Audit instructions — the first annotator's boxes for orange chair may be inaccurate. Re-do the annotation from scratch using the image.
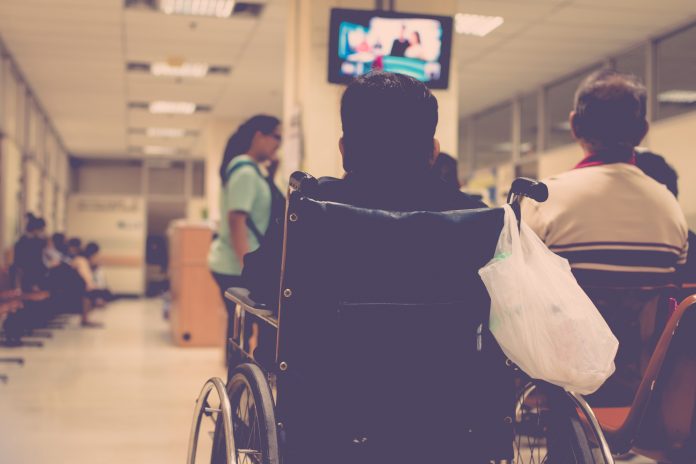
[593,294,696,463]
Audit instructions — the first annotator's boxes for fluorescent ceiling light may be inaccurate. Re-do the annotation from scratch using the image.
[149,101,196,114]
[146,127,188,138]
[151,61,209,78]
[143,145,179,155]
[455,13,504,37]
[658,90,696,104]
[159,0,236,18]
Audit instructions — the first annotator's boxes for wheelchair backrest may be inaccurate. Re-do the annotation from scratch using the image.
[274,187,516,461]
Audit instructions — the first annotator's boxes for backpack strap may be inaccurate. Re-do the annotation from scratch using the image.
[224,160,265,243]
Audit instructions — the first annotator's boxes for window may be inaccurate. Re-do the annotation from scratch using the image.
[656,23,696,121]
[75,159,143,195]
[147,160,186,196]
[473,104,512,169]
[614,45,646,83]
[192,160,206,197]
[520,93,538,157]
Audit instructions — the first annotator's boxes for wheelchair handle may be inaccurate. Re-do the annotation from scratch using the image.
[506,177,548,204]
[289,171,318,195]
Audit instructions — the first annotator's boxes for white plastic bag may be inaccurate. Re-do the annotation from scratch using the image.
[478,205,619,394]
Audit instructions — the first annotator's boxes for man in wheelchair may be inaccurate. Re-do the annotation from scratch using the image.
[242,71,486,309]
[191,72,614,464]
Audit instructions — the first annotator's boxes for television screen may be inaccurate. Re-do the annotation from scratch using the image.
[328,8,453,89]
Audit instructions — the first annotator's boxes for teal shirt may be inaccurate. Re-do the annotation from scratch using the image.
[208,155,271,276]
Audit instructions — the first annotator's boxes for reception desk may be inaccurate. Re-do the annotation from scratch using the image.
[168,221,226,347]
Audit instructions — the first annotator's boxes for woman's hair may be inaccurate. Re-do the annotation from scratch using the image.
[412,31,421,44]
[219,115,280,184]
[25,213,46,233]
[83,242,100,259]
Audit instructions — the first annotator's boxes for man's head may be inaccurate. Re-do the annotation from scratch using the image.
[635,150,679,198]
[339,71,439,176]
[571,69,648,160]
[67,237,82,257]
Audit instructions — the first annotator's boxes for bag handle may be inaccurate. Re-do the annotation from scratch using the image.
[501,204,523,258]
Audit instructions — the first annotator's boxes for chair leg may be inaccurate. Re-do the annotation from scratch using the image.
[568,391,616,464]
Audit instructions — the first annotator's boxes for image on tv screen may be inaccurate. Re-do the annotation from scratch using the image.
[328,9,453,89]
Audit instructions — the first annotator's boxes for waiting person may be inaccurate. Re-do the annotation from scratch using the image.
[66,237,82,260]
[3,214,49,345]
[634,150,696,291]
[243,71,485,307]
[522,70,689,405]
[432,152,461,190]
[12,213,48,292]
[208,115,284,351]
[71,241,104,327]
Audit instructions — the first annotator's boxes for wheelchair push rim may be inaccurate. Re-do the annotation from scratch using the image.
[211,363,279,464]
[511,381,613,464]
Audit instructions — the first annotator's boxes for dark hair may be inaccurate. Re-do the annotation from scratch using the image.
[25,213,46,232]
[340,71,438,174]
[67,238,82,250]
[432,152,460,189]
[83,242,100,259]
[52,233,67,253]
[572,69,647,160]
[635,150,679,198]
[219,115,280,184]
[412,31,421,44]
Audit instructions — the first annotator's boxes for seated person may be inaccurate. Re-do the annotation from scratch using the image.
[71,242,106,327]
[634,150,696,292]
[522,70,689,405]
[242,71,485,308]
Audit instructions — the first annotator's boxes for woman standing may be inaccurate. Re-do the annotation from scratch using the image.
[208,115,282,350]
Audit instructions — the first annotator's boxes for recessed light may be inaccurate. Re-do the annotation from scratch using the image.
[159,0,236,18]
[151,61,209,78]
[455,13,504,37]
[658,90,696,104]
[149,101,197,114]
[146,127,188,138]
[143,145,179,155]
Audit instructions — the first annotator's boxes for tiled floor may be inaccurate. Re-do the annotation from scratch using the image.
[0,299,224,464]
[0,298,657,464]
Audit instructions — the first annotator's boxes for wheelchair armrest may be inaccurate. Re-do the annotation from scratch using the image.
[225,287,275,318]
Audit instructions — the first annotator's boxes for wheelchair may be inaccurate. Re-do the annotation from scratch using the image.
[188,172,614,464]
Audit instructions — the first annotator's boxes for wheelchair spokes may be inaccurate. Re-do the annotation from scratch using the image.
[232,382,263,464]
[514,383,550,463]
[511,382,610,464]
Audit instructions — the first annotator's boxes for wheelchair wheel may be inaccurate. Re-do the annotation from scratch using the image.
[513,382,610,464]
[211,363,279,464]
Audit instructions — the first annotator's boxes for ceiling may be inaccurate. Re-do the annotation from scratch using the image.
[0,0,694,158]
[0,0,286,158]
[456,0,696,116]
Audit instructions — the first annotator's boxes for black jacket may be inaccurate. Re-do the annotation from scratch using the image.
[242,171,487,306]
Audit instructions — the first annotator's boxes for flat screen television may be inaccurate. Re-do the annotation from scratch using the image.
[328,8,453,89]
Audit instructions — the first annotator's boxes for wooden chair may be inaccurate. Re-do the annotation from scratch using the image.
[594,294,696,463]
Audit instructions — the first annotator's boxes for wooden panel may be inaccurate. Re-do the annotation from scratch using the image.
[169,222,226,347]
